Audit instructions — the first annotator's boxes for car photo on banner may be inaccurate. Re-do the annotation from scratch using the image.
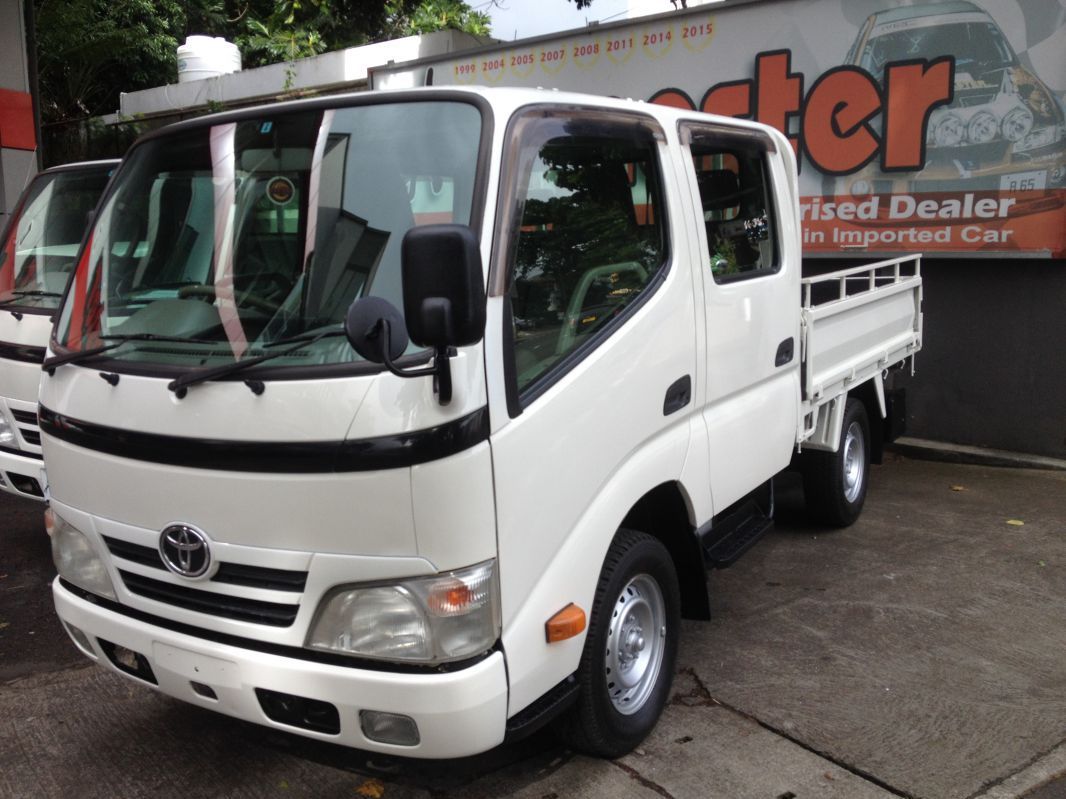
[820,0,1066,254]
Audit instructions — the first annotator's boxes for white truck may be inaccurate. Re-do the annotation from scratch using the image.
[0,160,118,500]
[43,87,921,758]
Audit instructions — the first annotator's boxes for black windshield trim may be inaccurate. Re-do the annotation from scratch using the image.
[39,404,489,473]
[0,340,47,364]
[58,348,435,382]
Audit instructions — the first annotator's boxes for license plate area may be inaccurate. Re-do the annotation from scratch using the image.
[999,170,1047,192]
[152,642,241,688]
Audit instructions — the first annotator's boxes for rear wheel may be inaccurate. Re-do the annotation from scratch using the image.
[555,528,680,758]
[802,397,871,527]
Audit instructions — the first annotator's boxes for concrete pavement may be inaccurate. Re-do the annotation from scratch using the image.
[1,456,1064,798]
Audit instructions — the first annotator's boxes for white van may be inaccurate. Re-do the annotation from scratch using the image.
[43,88,920,758]
[0,159,118,499]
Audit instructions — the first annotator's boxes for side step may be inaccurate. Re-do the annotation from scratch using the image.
[699,481,775,568]
[703,511,773,568]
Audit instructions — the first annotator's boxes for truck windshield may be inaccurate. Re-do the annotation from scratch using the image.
[0,166,114,311]
[54,101,483,371]
[861,21,1015,79]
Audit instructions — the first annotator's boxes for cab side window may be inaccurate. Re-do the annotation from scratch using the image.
[507,119,667,393]
[688,135,777,282]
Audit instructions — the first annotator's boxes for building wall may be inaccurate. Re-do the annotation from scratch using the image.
[806,257,1066,460]
[0,0,37,226]
[894,259,1066,460]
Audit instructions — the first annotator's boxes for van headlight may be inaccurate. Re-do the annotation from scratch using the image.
[306,560,500,664]
[51,513,117,600]
[0,414,15,447]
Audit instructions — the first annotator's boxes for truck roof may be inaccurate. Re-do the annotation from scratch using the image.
[133,85,786,151]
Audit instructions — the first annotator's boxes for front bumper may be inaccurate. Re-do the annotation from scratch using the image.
[0,446,46,500]
[54,578,509,758]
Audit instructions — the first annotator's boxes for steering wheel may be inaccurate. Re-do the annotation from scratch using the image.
[177,284,280,314]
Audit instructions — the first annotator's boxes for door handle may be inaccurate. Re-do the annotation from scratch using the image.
[775,337,794,367]
[663,375,692,416]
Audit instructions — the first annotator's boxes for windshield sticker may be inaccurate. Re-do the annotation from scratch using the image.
[267,176,295,206]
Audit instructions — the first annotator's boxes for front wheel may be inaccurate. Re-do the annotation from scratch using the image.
[802,397,871,527]
[555,528,680,758]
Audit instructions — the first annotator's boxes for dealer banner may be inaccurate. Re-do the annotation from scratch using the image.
[372,0,1066,258]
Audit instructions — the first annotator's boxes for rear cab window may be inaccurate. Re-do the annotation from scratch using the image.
[682,124,779,283]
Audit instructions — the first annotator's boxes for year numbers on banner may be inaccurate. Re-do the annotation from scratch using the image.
[606,35,635,64]
[682,19,715,52]
[642,28,674,58]
[453,61,477,83]
[540,46,566,74]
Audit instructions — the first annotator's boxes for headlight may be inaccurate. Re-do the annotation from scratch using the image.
[932,114,964,147]
[0,414,15,447]
[51,513,117,600]
[1001,107,1034,142]
[307,560,500,664]
[967,111,998,144]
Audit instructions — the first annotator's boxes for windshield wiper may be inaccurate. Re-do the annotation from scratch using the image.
[11,290,63,298]
[168,328,347,398]
[43,333,219,374]
[0,290,64,316]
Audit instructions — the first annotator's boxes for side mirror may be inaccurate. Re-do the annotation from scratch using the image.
[343,225,484,407]
[401,224,485,349]
[345,296,409,364]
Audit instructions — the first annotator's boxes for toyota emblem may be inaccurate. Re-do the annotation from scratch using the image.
[159,524,211,578]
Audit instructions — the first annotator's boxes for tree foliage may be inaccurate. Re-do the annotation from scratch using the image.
[34,0,492,125]
[35,0,184,123]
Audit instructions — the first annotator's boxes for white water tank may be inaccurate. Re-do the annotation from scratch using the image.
[177,36,242,83]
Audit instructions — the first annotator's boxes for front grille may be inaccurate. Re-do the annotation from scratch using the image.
[10,410,37,425]
[119,570,299,627]
[104,536,165,569]
[102,536,307,627]
[10,408,41,449]
[102,536,308,592]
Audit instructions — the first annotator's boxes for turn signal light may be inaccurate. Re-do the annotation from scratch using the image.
[545,603,586,643]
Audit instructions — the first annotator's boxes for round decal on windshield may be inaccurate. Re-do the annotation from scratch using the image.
[266,176,295,205]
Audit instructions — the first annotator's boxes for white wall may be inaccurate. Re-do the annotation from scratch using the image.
[0,0,37,225]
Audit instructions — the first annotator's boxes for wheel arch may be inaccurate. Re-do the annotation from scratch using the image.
[621,482,710,621]
[848,376,885,464]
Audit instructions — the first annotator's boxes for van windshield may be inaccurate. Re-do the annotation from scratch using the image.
[0,165,114,311]
[54,101,483,371]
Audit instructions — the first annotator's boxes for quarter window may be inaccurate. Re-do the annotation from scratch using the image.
[506,114,667,393]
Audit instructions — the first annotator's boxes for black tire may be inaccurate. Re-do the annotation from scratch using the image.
[802,397,871,527]
[555,528,680,758]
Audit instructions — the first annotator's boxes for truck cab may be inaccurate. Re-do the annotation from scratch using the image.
[44,88,920,758]
[0,160,118,500]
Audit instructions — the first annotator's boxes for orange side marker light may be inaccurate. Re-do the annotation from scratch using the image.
[545,603,586,643]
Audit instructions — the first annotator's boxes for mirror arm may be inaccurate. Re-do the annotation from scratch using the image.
[376,319,453,406]
[432,345,452,406]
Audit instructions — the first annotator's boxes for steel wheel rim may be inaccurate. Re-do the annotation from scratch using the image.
[605,573,666,715]
[843,420,865,503]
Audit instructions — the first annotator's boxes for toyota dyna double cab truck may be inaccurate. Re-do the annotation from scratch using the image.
[0,160,118,500]
[43,87,921,758]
